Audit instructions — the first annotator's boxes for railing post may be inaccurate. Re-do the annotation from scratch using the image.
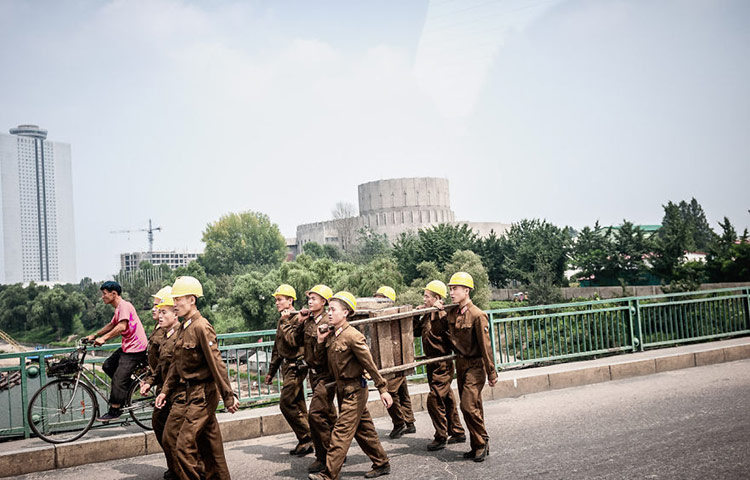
[19,355,30,438]
[488,312,499,372]
[629,299,644,352]
[744,287,750,330]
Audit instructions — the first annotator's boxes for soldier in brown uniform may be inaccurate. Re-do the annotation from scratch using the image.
[155,276,238,480]
[446,272,497,462]
[414,280,466,451]
[265,284,313,456]
[140,288,181,479]
[373,286,416,438]
[291,284,338,473]
[310,291,393,480]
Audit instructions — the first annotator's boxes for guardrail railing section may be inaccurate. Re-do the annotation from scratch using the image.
[489,299,633,368]
[217,330,280,403]
[2,287,749,440]
[638,288,750,348]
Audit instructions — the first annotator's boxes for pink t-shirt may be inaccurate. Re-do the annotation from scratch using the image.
[110,300,148,353]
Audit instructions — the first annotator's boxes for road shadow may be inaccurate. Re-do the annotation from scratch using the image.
[378,430,479,464]
[230,440,384,478]
[112,462,166,480]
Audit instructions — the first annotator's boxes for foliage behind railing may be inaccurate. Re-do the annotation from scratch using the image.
[1,287,748,440]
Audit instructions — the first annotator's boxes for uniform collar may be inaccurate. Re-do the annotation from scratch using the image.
[183,313,201,329]
[459,298,473,314]
[334,321,349,337]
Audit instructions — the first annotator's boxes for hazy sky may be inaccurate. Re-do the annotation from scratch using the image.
[1,0,748,281]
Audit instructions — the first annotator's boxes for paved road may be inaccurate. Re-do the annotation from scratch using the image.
[18,359,750,480]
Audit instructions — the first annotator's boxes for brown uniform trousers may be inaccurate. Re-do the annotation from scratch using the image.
[308,378,337,462]
[426,360,464,440]
[270,313,311,443]
[144,325,182,475]
[414,311,464,441]
[447,300,497,451]
[278,360,311,442]
[294,312,337,462]
[315,322,389,480]
[161,314,235,480]
[385,374,414,427]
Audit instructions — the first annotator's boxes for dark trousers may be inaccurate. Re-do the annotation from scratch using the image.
[153,398,177,474]
[165,382,230,480]
[426,360,464,440]
[456,356,488,450]
[102,348,147,407]
[386,375,414,428]
[308,377,337,462]
[322,381,389,480]
[279,361,311,442]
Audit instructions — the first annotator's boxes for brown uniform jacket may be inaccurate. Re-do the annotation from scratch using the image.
[161,314,235,407]
[293,311,332,380]
[268,313,305,379]
[143,324,179,388]
[314,322,388,394]
[144,325,165,384]
[414,310,451,357]
[447,300,497,381]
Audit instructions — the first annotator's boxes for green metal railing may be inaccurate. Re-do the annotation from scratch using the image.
[1,286,748,440]
[486,286,750,368]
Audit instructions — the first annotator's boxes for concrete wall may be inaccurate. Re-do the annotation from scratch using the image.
[491,282,750,301]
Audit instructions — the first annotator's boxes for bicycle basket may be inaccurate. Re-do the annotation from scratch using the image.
[45,351,80,377]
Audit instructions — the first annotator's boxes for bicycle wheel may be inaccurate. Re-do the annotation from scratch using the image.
[127,375,154,430]
[28,378,99,443]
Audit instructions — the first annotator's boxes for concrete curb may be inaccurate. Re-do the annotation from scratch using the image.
[2,337,749,477]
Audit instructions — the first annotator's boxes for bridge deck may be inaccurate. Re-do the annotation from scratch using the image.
[2,336,749,478]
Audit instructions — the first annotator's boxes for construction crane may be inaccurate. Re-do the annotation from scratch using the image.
[110,219,162,257]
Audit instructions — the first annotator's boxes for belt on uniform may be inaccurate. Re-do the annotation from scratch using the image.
[456,354,481,360]
[182,378,211,388]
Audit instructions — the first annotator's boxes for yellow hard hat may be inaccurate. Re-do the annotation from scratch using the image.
[375,286,396,302]
[171,276,204,298]
[152,286,172,302]
[273,284,297,301]
[306,284,333,301]
[448,272,474,289]
[157,295,175,308]
[331,291,357,311]
[425,280,447,298]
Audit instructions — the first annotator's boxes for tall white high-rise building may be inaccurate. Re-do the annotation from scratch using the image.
[0,125,76,284]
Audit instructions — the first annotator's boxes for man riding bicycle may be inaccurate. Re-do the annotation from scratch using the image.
[85,281,148,422]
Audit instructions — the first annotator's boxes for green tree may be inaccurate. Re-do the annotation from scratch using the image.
[612,221,652,285]
[200,211,286,275]
[651,202,693,282]
[302,242,325,258]
[392,232,420,284]
[677,198,716,251]
[571,222,614,284]
[526,258,563,306]
[479,230,510,287]
[225,270,281,330]
[28,287,86,337]
[706,218,750,282]
[351,228,391,264]
[392,224,480,284]
[336,257,404,297]
[0,283,46,332]
[503,219,570,286]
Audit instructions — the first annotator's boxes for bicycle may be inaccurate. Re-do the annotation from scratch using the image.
[27,338,155,443]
